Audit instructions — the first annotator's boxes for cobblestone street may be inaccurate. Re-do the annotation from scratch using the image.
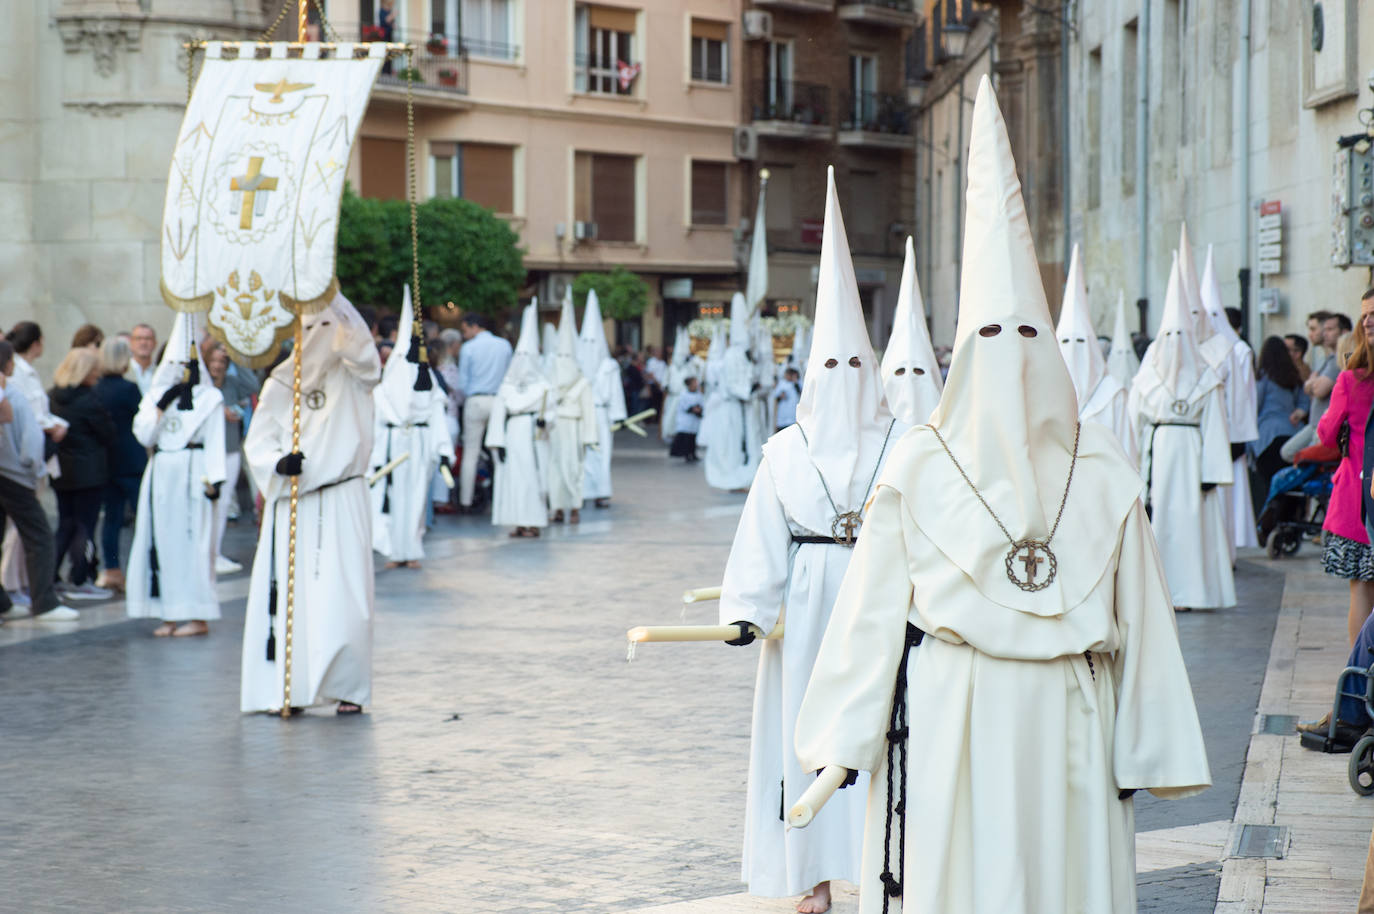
[0,433,1335,914]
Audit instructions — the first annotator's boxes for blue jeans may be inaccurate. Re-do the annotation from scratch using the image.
[101,475,141,571]
[1343,612,1374,727]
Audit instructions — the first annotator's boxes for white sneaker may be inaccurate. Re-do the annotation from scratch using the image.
[215,556,243,574]
[2,605,29,619]
[60,583,113,601]
[35,605,79,621]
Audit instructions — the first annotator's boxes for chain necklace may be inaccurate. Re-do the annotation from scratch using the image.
[928,423,1081,592]
[796,419,897,546]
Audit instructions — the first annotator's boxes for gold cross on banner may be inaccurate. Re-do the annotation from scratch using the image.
[229,157,279,230]
[1018,544,1044,581]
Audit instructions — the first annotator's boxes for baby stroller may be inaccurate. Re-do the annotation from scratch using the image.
[1255,444,1337,559]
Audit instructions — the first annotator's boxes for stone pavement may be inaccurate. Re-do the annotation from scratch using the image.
[1215,547,1374,913]
[0,433,1314,913]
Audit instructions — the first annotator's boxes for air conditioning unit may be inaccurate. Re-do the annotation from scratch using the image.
[574,220,599,241]
[743,10,773,40]
[733,125,759,161]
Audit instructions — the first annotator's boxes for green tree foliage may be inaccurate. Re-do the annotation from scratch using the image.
[335,186,525,315]
[572,267,650,322]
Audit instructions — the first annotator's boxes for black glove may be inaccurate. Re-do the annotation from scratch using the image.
[275,452,305,476]
[724,621,756,646]
[157,383,190,411]
[836,768,859,790]
[535,418,547,429]
[1201,482,1216,493]
[204,481,222,502]
[439,455,452,470]
[494,447,506,463]
[1118,788,1137,800]
[1230,443,1246,461]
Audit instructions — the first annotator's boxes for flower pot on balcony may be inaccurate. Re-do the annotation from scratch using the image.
[426,35,448,55]
[438,69,458,87]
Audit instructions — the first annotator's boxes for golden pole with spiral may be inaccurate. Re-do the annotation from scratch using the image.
[279,0,309,718]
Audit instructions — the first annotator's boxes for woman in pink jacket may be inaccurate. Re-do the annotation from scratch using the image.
[1317,291,1374,647]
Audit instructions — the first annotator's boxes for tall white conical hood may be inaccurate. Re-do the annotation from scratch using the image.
[1200,244,1239,345]
[554,287,584,390]
[578,288,612,379]
[1139,252,1205,399]
[671,325,690,367]
[541,320,558,378]
[1106,290,1139,389]
[1178,223,1212,344]
[503,299,545,388]
[881,235,943,425]
[745,177,768,311]
[1055,243,1107,408]
[375,284,432,423]
[727,292,750,352]
[706,319,727,370]
[927,75,1080,538]
[796,166,890,488]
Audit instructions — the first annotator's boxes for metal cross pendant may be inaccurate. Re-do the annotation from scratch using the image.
[831,511,863,546]
[1004,538,1057,592]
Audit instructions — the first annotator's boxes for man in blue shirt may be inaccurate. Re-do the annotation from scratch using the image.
[456,312,513,510]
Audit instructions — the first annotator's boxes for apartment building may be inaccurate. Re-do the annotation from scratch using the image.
[739,0,918,341]
[338,0,745,348]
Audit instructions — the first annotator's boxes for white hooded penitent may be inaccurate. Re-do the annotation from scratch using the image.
[1106,290,1139,390]
[545,289,597,514]
[486,301,553,530]
[579,288,628,502]
[880,235,943,427]
[795,76,1211,914]
[703,292,761,491]
[1057,245,1136,461]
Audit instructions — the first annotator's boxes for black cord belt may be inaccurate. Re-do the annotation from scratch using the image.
[792,534,850,546]
[1150,421,1200,428]
[153,443,204,453]
[385,422,429,428]
[879,621,926,911]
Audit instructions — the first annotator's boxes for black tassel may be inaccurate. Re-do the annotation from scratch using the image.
[413,362,433,391]
[266,579,277,661]
[405,333,422,363]
[148,547,160,597]
[381,490,390,513]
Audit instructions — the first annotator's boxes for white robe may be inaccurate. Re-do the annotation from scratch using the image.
[1080,375,1137,466]
[1131,365,1236,609]
[1223,340,1260,551]
[125,389,227,622]
[662,358,704,442]
[719,421,899,897]
[796,476,1210,914]
[546,378,597,512]
[704,349,758,491]
[486,382,551,528]
[583,359,627,501]
[368,388,450,562]
[240,353,379,713]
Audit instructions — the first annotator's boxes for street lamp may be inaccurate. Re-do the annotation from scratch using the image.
[942,22,970,60]
[906,74,930,107]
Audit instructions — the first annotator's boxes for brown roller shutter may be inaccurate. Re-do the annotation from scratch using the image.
[360,137,407,200]
[591,153,636,242]
[691,161,727,225]
[588,5,638,33]
[691,19,729,42]
[461,143,514,213]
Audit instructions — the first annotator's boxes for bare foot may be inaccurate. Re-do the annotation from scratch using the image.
[797,882,831,914]
[172,620,209,637]
[404,561,421,569]
[1174,606,1193,613]
[384,561,404,570]
[551,510,564,524]
[569,509,580,525]
[153,621,176,637]
[337,701,363,715]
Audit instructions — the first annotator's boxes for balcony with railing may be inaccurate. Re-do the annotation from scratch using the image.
[837,90,912,148]
[837,0,920,27]
[357,28,470,104]
[752,0,835,11]
[750,80,832,140]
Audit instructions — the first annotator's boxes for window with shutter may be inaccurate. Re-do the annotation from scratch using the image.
[575,4,639,95]
[360,137,407,201]
[691,161,728,226]
[690,19,729,84]
[574,151,638,242]
[460,143,515,213]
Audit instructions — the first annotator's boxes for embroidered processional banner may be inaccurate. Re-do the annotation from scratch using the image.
[160,41,384,365]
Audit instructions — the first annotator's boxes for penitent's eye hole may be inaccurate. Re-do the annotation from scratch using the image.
[979,324,1001,337]
[824,358,838,368]
[1075,337,1086,343]
[1060,337,1071,344]
[894,367,906,376]
[848,356,861,367]
[1018,325,1038,338]
[912,367,926,376]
